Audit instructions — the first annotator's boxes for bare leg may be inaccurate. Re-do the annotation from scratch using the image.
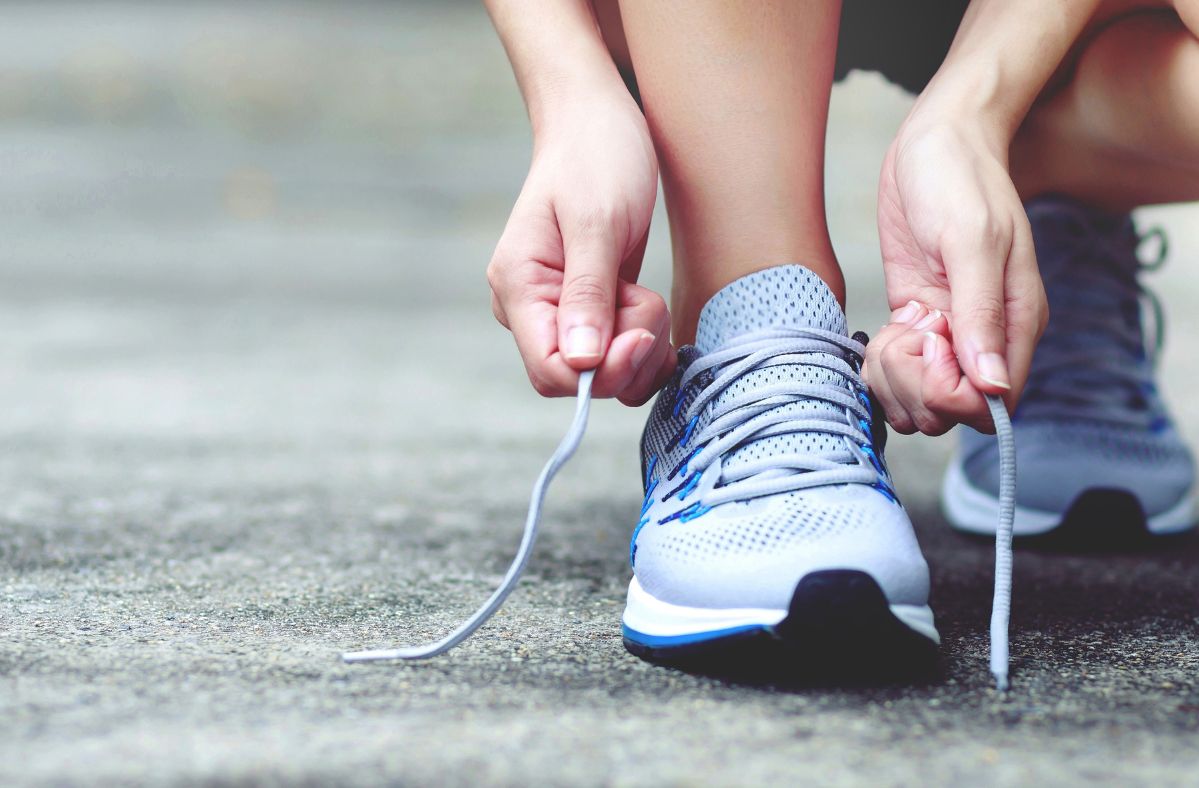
[605,1,843,343]
[1012,8,1199,212]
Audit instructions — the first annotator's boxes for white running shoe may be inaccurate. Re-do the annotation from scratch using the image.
[622,265,939,672]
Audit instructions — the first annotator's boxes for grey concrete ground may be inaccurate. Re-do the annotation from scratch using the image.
[2,3,1198,785]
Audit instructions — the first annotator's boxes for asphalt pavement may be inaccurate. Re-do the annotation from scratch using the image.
[2,3,1198,786]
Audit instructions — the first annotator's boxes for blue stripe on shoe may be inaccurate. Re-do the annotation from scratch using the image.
[621,622,769,649]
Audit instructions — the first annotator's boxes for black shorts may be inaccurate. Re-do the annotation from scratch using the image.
[834,0,970,94]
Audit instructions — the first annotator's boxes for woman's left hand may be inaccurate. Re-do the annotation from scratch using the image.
[866,114,1048,434]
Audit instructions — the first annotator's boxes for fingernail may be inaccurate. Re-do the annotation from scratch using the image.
[913,309,942,330]
[977,352,1012,389]
[922,332,939,367]
[564,326,601,359]
[630,332,656,369]
[892,300,921,324]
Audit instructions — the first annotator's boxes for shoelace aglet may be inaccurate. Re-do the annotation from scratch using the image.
[341,370,595,664]
[343,646,430,663]
[985,392,1017,693]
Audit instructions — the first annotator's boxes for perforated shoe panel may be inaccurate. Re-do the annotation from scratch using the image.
[632,266,931,612]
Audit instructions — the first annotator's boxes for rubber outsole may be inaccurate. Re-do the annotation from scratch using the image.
[943,456,1197,549]
[622,570,940,682]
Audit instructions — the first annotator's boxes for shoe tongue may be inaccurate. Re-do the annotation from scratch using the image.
[695,265,847,354]
[692,265,857,480]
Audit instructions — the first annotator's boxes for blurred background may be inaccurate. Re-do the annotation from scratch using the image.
[2,1,1197,446]
[2,1,1197,449]
[4,3,1198,785]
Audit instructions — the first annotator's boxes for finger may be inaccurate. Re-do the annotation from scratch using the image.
[487,199,576,395]
[877,329,935,434]
[618,332,675,407]
[943,222,1014,395]
[871,369,917,434]
[910,307,949,336]
[882,326,954,436]
[863,303,939,391]
[882,328,971,436]
[874,301,949,350]
[557,214,621,370]
[871,303,931,351]
[488,254,578,397]
[998,222,1048,407]
[649,346,679,400]
[879,323,996,433]
[889,299,926,326]
[505,297,580,398]
[920,330,994,433]
[618,346,679,408]
[490,291,509,329]
[865,331,917,434]
[590,329,658,398]
[591,281,671,397]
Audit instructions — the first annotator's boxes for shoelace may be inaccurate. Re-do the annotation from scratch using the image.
[344,353,1018,693]
[667,327,880,506]
[341,371,595,663]
[987,393,1015,691]
[1023,227,1166,428]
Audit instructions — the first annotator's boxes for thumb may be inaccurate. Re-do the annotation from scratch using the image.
[946,239,1012,395]
[558,222,620,371]
[921,330,993,433]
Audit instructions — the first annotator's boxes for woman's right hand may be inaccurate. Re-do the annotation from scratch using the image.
[487,90,675,405]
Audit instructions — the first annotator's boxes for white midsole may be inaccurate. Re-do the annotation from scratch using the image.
[941,456,1197,536]
[622,576,940,645]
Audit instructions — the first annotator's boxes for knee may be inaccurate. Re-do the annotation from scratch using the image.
[1076,11,1190,89]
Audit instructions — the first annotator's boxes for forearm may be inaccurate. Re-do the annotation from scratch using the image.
[484,0,631,137]
[913,0,1103,147]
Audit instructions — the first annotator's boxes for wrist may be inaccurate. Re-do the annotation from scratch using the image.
[907,0,1104,147]
[488,0,636,141]
[514,27,633,140]
[529,77,644,146]
[903,74,1015,157]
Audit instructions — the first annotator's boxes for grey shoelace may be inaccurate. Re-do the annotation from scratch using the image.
[344,360,1018,693]
[670,327,880,506]
[341,370,595,663]
[986,393,1015,692]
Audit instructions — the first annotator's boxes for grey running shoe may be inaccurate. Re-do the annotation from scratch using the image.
[942,196,1196,540]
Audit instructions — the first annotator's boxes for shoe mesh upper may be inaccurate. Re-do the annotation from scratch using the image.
[693,268,850,477]
[647,492,878,561]
[634,266,930,610]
